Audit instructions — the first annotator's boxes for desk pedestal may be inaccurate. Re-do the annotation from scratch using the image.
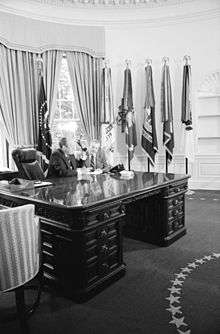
[124,180,187,246]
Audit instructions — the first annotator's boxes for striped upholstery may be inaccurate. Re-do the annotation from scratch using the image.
[0,205,40,292]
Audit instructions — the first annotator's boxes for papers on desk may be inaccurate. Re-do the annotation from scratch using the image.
[0,179,52,191]
[34,181,53,188]
[119,170,135,179]
[0,180,9,188]
[89,169,103,175]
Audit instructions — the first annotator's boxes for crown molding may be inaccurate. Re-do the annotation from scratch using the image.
[0,0,220,26]
[30,0,192,8]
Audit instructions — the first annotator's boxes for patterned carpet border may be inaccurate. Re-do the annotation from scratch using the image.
[166,252,220,334]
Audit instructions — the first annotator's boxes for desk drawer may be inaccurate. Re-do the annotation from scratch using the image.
[84,218,123,285]
[166,182,188,196]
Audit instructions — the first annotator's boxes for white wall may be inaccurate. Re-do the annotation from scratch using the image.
[105,17,220,188]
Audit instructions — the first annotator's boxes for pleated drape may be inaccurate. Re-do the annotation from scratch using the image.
[66,52,102,141]
[42,50,62,125]
[0,44,39,150]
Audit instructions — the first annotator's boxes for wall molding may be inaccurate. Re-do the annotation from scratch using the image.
[198,70,220,95]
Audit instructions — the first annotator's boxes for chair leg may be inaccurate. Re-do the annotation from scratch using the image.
[26,266,43,317]
[15,286,29,334]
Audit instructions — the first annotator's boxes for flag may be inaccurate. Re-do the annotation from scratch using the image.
[161,63,174,163]
[100,66,115,160]
[119,68,137,161]
[141,65,158,166]
[180,63,194,162]
[100,66,114,124]
[37,76,52,164]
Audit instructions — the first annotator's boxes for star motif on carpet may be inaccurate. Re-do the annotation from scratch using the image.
[195,259,205,264]
[168,286,181,294]
[171,278,184,286]
[169,316,187,328]
[166,305,182,315]
[180,267,193,273]
[166,253,220,333]
[187,262,199,268]
[166,294,180,304]
[175,272,188,279]
[203,255,212,261]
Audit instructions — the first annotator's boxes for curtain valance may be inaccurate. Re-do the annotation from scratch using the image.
[0,12,105,58]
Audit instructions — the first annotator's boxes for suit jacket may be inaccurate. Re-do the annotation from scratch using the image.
[84,148,109,171]
[47,149,77,178]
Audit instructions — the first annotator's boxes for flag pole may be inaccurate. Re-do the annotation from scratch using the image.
[166,151,168,174]
[128,150,131,171]
[185,157,188,174]
[148,158,150,172]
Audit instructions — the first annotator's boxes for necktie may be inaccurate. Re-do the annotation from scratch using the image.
[90,154,95,170]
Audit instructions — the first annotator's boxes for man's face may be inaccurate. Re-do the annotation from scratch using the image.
[90,142,99,155]
[62,140,69,154]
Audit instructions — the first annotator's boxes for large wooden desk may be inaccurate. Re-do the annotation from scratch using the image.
[0,172,189,301]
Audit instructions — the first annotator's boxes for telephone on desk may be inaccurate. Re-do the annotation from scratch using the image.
[109,164,125,174]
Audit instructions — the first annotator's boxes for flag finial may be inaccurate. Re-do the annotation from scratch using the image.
[145,58,152,66]
[36,55,44,76]
[162,56,169,64]
[183,55,191,65]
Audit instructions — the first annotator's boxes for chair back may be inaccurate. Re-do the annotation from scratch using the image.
[0,204,40,292]
[12,147,45,180]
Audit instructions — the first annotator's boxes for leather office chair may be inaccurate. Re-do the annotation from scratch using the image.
[0,204,42,333]
[12,147,45,181]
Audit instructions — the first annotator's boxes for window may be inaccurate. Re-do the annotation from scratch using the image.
[51,57,87,153]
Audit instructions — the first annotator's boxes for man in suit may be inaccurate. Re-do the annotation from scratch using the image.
[82,139,110,173]
[47,137,77,178]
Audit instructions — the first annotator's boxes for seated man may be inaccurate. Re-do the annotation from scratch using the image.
[81,139,110,173]
[47,137,77,178]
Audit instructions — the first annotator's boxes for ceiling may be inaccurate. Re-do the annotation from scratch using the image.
[0,0,219,25]
[31,0,189,8]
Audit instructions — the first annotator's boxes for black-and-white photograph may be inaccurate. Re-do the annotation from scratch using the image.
[0,0,219,333]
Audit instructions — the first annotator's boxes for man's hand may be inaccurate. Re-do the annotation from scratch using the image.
[81,151,88,161]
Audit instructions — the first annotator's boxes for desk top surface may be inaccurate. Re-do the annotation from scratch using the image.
[0,172,189,209]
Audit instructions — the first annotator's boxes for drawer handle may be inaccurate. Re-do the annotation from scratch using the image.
[97,212,110,221]
[100,263,109,272]
[101,245,108,254]
[120,205,126,215]
[104,212,110,219]
[100,230,108,238]
[173,209,178,217]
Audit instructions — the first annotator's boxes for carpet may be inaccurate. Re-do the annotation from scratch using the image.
[0,190,219,334]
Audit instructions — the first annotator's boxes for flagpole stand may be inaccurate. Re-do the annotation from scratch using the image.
[165,151,168,174]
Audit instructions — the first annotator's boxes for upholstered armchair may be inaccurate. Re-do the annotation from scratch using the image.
[12,147,45,181]
[0,204,42,333]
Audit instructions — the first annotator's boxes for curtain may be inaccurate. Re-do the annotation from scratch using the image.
[66,51,102,142]
[0,44,39,154]
[42,50,62,125]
